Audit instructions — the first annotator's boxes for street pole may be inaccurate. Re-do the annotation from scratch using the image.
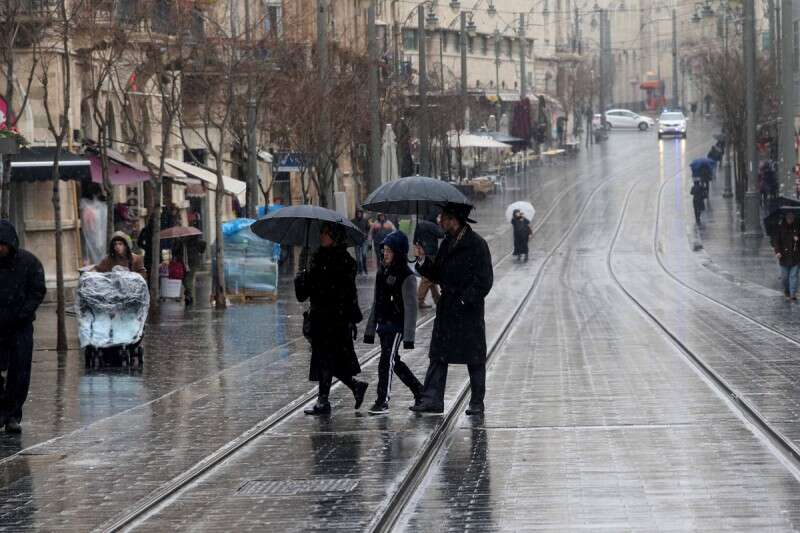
[598,9,607,129]
[519,14,526,100]
[768,0,777,67]
[494,29,501,121]
[671,9,678,109]
[418,5,430,175]
[743,0,762,236]
[317,0,332,205]
[722,6,733,199]
[780,0,796,195]
[245,0,258,217]
[460,10,468,132]
[368,2,381,193]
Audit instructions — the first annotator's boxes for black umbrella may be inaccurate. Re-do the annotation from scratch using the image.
[251,205,366,248]
[763,196,800,238]
[362,175,470,216]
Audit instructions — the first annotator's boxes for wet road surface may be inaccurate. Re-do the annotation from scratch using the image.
[4,123,800,531]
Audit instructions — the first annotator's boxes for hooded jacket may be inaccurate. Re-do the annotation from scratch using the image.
[0,220,46,331]
[95,231,147,278]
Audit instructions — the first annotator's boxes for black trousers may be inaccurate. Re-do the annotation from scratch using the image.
[316,369,358,404]
[420,358,485,410]
[0,322,34,422]
[376,333,422,403]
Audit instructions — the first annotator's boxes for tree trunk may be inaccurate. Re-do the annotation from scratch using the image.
[99,141,114,241]
[213,166,226,309]
[147,179,162,313]
[51,141,67,352]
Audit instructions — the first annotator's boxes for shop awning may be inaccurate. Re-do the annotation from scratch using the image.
[10,147,91,182]
[164,158,247,204]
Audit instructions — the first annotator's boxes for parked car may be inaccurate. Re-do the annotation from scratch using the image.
[603,109,655,131]
[657,111,687,139]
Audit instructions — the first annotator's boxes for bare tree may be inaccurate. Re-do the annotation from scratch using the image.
[0,0,40,218]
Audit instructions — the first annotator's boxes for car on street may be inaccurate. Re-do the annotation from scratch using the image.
[602,109,655,131]
[657,111,688,139]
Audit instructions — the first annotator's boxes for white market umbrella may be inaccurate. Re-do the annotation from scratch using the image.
[505,201,535,222]
[448,132,512,149]
[381,124,399,184]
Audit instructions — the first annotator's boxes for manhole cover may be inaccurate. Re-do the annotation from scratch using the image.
[237,479,359,496]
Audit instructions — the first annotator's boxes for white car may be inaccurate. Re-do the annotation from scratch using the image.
[657,111,687,139]
[603,109,655,131]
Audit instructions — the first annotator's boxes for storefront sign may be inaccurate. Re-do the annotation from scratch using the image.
[274,152,306,173]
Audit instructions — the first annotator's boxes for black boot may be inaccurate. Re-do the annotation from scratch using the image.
[353,381,368,410]
[305,371,332,416]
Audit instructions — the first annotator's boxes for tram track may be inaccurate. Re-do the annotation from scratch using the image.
[97,163,610,533]
[606,171,800,478]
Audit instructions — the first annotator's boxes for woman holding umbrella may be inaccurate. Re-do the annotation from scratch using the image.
[295,223,369,415]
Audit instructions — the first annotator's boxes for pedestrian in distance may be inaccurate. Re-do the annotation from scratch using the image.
[174,235,206,305]
[413,213,444,308]
[690,180,707,226]
[411,203,494,416]
[95,231,147,278]
[0,220,46,434]
[351,208,371,275]
[771,212,800,301]
[363,231,423,415]
[370,213,394,267]
[295,223,369,415]
[511,209,532,261]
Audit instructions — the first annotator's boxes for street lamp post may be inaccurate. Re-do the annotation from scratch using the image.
[743,0,762,236]
[419,5,431,176]
[780,0,796,195]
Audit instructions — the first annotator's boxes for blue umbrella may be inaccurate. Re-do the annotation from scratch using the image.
[690,157,716,177]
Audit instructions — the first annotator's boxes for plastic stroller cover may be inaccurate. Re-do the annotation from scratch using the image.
[222,220,280,294]
[76,267,150,348]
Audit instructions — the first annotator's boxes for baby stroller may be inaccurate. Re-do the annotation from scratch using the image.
[76,267,149,368]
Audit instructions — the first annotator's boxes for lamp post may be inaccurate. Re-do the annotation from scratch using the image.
[743,0,762,236]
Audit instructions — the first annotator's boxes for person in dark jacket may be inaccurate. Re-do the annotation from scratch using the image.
[295,222,369,415]
[363,231,422,414]
[412,203,493,415]
[173,236,206,305]
[0,220,46,434]
[511,209,532,261]
[772,212,800,300]
[351,209,370,274]
[690,180,706,225]
[413,213,444,308]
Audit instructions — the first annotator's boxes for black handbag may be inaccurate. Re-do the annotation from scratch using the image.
[302,310,313,341]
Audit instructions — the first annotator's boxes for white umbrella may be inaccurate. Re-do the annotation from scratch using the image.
[448,132,512,149]
[505,201,535,222]
[380,124,399,184]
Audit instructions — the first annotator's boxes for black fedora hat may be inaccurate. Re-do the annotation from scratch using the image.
[439,202,476,224]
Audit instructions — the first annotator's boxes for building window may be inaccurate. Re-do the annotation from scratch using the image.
[441,31,449,52]
[468,35,475,53]
[265,2,282,37]
[480,35,488,55]
[403,29,418,50]
[527,39,533,58]
[506,38,513,58]
[794,20,799,73]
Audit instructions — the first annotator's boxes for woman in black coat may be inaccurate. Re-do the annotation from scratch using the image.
[295,223,369,415]
[511,209,532,261]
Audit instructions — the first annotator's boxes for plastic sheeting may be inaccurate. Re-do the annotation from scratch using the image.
[223,221,279,295]
[75,268,150,348]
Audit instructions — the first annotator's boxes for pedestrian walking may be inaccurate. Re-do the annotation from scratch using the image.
[0,220,46,434]
[690,180,707,225]
[173,236,206,305]
[511,209,532,261]
[363,231,423,415]
[370,213,394,267]
[413,213,444,308]
[96,231,147,278]
[411,203,494,415]
[295,223,369,415]
[351,208,370,274]
[771,212,800,300]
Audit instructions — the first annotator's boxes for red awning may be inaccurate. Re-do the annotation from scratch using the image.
[640,80,663,90]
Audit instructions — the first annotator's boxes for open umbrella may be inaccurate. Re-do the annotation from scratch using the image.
[690,157,716,177]
[505,201,535,222]
[160,225,202,240]
[250,204,366,249]
[362,175,470,217]
[763,196,800,238]
[381,124,399,184]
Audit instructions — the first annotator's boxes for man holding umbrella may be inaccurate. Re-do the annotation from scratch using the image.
[412,203,493,415]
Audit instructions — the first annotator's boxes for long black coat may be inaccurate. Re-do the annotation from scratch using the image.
[0,221,46,335]
[295,245,362,381]
[512,217,531,256]
[417,225,493,365]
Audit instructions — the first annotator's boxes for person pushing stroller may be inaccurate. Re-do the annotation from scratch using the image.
[363,231,423,414]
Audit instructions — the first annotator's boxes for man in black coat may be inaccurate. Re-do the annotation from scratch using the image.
[411,204,493,415]
[0,220,46,433]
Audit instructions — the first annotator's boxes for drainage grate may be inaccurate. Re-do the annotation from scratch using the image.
[237,479,359,496]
